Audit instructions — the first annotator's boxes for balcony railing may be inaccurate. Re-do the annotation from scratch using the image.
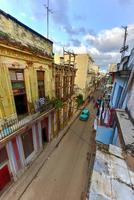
[0,101,54,141]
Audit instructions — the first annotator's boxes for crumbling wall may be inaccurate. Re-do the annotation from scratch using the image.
[0,11,52,56]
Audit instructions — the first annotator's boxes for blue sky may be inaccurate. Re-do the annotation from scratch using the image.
[0,0,134,70]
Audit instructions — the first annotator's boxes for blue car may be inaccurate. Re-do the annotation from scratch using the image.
[79,108,90,121]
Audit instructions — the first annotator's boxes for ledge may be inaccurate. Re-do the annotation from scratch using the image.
[116,109,134,153]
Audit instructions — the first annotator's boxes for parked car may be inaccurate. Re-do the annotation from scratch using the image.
[79,108,90,121]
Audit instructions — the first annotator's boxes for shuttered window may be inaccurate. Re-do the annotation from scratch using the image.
[37,71,45,98]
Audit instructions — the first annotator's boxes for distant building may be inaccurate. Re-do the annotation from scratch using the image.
[74,54,99,100]
[108,63,117,73]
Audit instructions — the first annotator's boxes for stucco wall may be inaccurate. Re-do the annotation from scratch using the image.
[0,12,52,55]
[127,80,134,120]
[75,54,95,99]
[0,55,53,120]
[75,54,89,97]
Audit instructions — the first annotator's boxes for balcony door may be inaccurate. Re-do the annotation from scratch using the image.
[9,69,28,118]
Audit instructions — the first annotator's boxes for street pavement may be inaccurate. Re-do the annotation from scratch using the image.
[0,88,102,200]
[19,101,97,200]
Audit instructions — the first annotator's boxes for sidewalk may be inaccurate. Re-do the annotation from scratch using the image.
[0,108,82,200]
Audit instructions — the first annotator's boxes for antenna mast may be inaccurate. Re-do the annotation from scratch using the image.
[120,26,128,59]
[44,0,52,38]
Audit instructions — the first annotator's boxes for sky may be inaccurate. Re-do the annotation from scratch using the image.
[0,0,134,71]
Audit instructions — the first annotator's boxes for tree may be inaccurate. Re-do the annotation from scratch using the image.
[76,94,84,108]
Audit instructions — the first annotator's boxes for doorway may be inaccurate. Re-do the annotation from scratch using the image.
[21,129,34,159]
[14,94,28,116]
[41,117,49,143]
[42,127,47,143]
[0,147,11,191]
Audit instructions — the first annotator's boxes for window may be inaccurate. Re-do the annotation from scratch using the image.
[21,129,34,159]
[37,71,45,98]
[9,69,28,116]
[63,75,68,98]
[9,69,25,95]
[70,76,74,95]
[55,74,60,98]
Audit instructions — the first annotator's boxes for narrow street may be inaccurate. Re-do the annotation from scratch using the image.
[18,97,97,200]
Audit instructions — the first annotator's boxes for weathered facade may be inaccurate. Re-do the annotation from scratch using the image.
[54,50,77,135]
[0,10,55,191]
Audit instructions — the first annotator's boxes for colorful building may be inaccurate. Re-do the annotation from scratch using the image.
[0,10,55,191]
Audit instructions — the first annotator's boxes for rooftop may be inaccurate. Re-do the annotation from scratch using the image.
[0,9,53,58]
[88,145,134,200]
[0,9,52,44]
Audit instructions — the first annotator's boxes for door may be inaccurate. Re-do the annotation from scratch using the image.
[0,165,11,191]
[0,147,11,191]
[21,129,34,159]
[41,117,48,143]
[35,123,40,150]
[14,94,28,115]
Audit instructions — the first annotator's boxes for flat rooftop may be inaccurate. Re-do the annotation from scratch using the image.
[88,144,134,200]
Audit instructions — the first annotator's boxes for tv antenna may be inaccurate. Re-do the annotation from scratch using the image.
[44,0,53,38]
[120,26,128,59]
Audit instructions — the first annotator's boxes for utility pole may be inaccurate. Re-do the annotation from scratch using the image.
[44,0,53,39]
[120,26,128,59]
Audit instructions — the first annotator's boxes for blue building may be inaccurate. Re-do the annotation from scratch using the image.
[110,55,131,109]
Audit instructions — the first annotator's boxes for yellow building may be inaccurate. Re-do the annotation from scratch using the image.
[0,10,55,188]
[108,63,117,73]
[75,54,98,100]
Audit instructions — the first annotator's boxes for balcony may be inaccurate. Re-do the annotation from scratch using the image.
[0,100,54,141]
[115,56,132,77]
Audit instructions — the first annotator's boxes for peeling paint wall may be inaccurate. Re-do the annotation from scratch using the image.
[0,13,52,55]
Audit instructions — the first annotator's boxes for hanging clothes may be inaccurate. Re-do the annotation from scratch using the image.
[93,118,98,130]
[108,108,115,126]
[104,107,110,126]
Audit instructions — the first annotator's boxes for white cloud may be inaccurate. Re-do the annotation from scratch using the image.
[89,48,120,67]
[84,25,134,53]
[54,24,134,69]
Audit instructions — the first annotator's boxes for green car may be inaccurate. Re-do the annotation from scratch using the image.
[79,108,90,121]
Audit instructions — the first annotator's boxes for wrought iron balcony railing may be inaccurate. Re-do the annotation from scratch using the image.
[0,101,54,141]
